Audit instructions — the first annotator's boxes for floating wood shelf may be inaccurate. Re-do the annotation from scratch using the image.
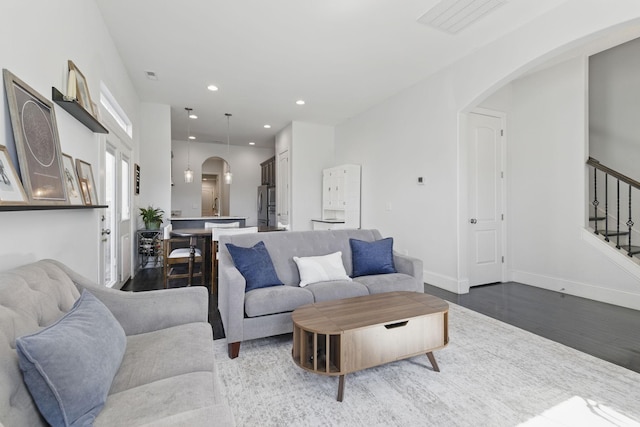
[52,87,108,134]
[0,204,108,212]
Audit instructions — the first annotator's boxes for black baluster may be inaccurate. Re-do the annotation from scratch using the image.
[604,174,609,242]
[616,180,621,249]
[593,169,599,235]
[627,184,634,257]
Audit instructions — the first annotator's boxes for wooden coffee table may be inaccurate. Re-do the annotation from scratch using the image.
[291,291,449,401]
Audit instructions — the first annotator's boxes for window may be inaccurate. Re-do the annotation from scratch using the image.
[100,82,132,138]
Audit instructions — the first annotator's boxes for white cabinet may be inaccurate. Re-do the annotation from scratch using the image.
[319,164,361,229]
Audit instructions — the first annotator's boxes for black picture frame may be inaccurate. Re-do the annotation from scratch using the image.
[3,69,68,204]
[135,163,140,195]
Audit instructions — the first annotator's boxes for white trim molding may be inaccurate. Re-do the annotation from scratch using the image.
[510,267,640,311]
[424,269,470,294]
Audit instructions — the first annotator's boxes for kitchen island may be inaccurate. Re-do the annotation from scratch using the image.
[170,216,247,229]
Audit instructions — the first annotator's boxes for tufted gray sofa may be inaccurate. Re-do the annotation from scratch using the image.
[0,259,234,427]
[218,229,423,358]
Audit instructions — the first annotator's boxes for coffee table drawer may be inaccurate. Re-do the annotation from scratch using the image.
[342,312,447,372]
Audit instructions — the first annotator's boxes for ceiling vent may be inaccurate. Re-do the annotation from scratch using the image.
[417,0,507,34]
[145,70,158,80]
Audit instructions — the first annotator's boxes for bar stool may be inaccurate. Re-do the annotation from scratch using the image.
[162,225,204,288]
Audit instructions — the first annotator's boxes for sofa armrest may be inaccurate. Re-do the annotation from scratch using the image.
[45,260,208,336]
[217,252,247,343]
[393,252,424,284]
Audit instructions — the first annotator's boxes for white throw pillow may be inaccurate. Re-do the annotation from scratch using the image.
[293,251,352,287]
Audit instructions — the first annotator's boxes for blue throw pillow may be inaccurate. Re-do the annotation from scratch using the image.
[16,290,126,427]
[350,237,397,277]
[226,240,284,292]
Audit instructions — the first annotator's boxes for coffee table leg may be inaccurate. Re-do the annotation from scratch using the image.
[426,351,440,372]
[337,375,345,402]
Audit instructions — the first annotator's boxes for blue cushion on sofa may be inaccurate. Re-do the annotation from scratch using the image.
[226,240,284,292]
[16,290,126,427]
[350,237,397,277]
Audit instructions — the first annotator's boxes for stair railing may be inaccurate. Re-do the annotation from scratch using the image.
[587,157,640,257]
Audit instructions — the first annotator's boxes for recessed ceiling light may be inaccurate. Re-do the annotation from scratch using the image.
[264,124,271,129]
[249,142,255,146]
[189,136,196,140]
[296,100,305,105]
[207,84,219,91]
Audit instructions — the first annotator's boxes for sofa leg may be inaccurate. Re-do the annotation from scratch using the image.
[228,342,241,359]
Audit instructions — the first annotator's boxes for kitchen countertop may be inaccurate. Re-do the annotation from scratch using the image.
[170,216,247,220]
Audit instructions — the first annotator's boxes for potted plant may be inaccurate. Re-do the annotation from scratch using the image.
[139,205,164,230]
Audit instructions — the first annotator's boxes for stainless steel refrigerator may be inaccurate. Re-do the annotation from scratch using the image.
[258,185,276,226]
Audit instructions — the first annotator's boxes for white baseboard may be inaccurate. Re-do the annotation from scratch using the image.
[510,269,640,311]
[424,269,469,294]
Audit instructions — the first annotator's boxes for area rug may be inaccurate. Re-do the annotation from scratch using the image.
[213,303,640,426]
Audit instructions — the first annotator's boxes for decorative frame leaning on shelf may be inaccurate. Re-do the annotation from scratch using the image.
[75,159,99,206]
[0,145,28,205]
[67,60,95,117]
[61,153,84,205]
[3,69,68,205]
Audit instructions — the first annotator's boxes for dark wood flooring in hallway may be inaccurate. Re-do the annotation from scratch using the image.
[123,269,640,374]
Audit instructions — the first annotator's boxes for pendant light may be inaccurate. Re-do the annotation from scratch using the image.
[224,113,233,184]
[184,107,194,183]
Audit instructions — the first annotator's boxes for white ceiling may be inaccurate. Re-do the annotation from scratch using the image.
[94,0,568,148]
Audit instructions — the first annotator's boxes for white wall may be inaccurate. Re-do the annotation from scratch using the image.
[507,58,640,308]
[138,103,171,228]
[290,122,335,230]
[171,140,274,225]
[335,1,640,308]
[0,0,139,280]
[589,37,640,182]
[275,122,335,231]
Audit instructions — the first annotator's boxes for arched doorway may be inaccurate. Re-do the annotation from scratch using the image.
[201,157,230,216]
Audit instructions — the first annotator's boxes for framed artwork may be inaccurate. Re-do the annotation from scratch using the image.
[135,163,140,195]
[0,145,28,205]
[68,60,95,117]
[61,153,84,205]
[75,159,99,206]
[3,69,68,204]
[79,179,92,205]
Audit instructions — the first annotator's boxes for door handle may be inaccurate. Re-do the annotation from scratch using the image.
[101,229,111,235]
[470,219,477,224]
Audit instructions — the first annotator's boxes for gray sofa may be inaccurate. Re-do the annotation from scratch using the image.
[0,259,234,427]
[218,229,423,358]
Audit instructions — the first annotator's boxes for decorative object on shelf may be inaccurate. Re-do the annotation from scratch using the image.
[139,205,164,230]
[66,69,77,100]
[61,153,84,205]
[67,60,95,117]
[75,159,99,205]
[184,107,194,183]
[224,113,233,184]
[0,145,28,205]
[3,69,68,205]
[134,163,140,195]
[78,179,92,205]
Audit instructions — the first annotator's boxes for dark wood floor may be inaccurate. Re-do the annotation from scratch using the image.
[123,269,640,374]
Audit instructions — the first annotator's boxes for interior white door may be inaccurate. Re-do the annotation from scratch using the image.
[468,112,504,286]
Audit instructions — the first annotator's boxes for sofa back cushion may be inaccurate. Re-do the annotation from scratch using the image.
[0,260,81,427]
[219,229,383,287]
